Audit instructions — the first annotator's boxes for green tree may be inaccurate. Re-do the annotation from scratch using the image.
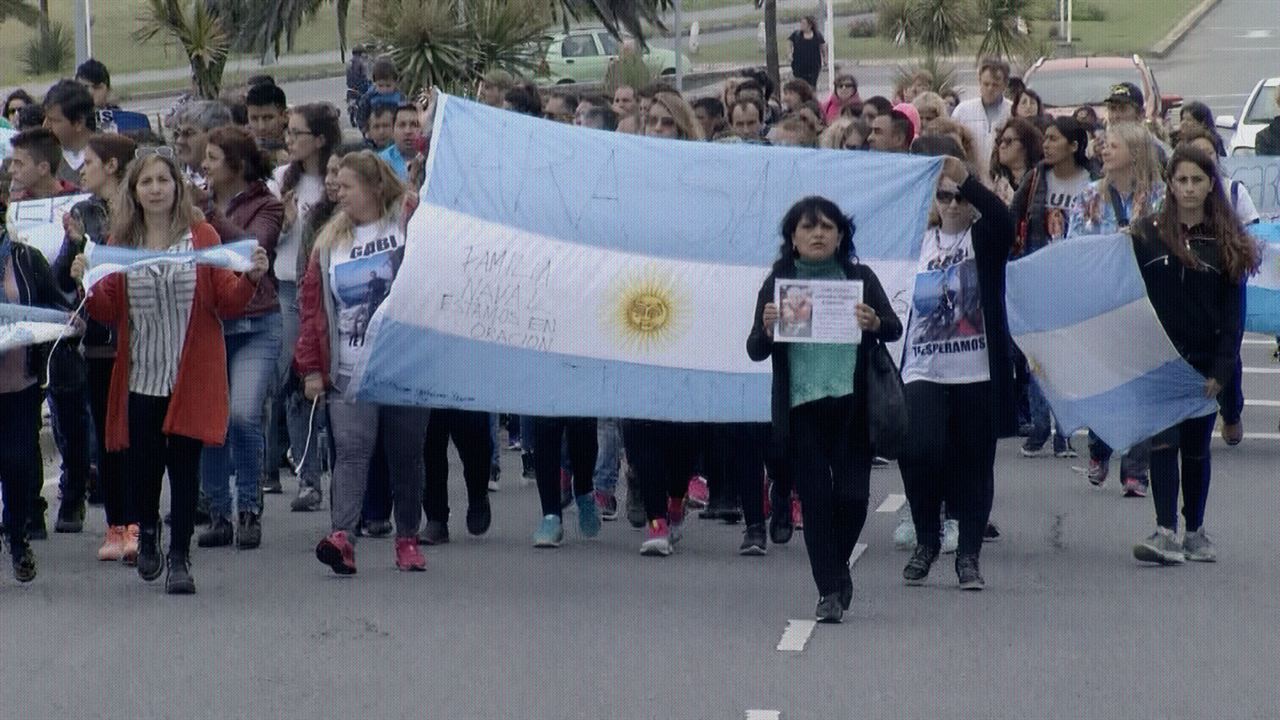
[551,0,673,49]
[975,0,1034,63]
[134,0,231,100]
[0,0,41,26]
[879,0,975,60]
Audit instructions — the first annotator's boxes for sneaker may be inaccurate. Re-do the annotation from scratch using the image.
[197,516,234,548]
[739,523,768,556]
[594,490,618,521]
[815,594,843,623]
[98,526,127,562]
[1181,528,1217,562]
[290,486,323,512]
[55,499,85,533]
[466,498,492,536]
[983,522,1002,543]
[1087,459,1109,487]
[790,495,803,530]
[165,552,196,594]
[893,515,916,550]
[11,546,36,583]
[685,475,710,510]
[261,472,284,495]
[237,511,262,550]
[1221,421,1243,446]
[575,494,601,538]
[394,537,427,571]
[639,519,673,556]
[667,497,686,544]
[1122,477,1148,498]
[362,519,393,538]
[768,506,794,545]
[902,544,939,585]
[559,469,573,510]
[488,464,501,492]
[315,530,357,575]
[1020,440,1048,457]
[136,526,164,582]
[956,554,984,590]
[940,519,959,554]
[418,520,450,546]
[1133,528,1185,565]
[121,524,140,566]
[533,515,564,548]
[1053,437,1078,458]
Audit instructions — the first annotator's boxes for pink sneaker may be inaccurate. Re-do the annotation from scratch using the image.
[640,519,673,556]
[685,474,710,510]
[791,494,804,530]
[667,497,686,543]
[394,537,426,571]
[316,530,357,575]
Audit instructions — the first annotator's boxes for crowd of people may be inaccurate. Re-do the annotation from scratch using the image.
[0,53,1265,623]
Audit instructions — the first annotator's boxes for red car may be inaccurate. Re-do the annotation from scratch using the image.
[1023,55,1182,122]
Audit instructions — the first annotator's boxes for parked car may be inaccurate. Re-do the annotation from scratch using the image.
[1217,77,1280,156]
[536,29,689,86]
[1023,55,1181,123]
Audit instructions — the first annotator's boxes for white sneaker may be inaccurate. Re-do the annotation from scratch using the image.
[893,515,916,550]
[940,519,959,554]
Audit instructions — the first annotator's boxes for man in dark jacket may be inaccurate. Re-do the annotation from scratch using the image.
[1256,84,1280,156]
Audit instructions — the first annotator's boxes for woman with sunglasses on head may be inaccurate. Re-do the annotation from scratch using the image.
[1128,145,1258,565]
[192,125,283,551]
[988,118,1044,206]
[54,133,140,562]
[896,136,1018,591]
[70,151,269,594]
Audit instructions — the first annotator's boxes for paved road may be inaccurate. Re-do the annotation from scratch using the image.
[2,336,1276,719]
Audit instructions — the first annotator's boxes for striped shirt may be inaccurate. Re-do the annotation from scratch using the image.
[127,238,197,396]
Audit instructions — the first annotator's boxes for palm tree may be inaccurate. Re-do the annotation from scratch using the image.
[552,0,672,49]
[975,0,1033,63]
[134,0,231,100]
[763,0,779,95]
[0,0,41,27]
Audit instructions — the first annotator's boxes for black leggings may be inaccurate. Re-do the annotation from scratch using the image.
[1149,413,1215,532]
[623,420,694,522]
[708,422,768,525]
[422,408,492,522]
[88,357,131,526]
[0,384,42,554]
[789,395,871,596]
[126,393,202,553]
[532,416,597,517]
[898,381,997,557]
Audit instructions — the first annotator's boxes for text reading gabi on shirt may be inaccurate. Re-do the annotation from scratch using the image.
[900,227,990,385]
[329,219,404,379]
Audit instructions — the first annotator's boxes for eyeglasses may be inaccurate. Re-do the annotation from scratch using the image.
[935,189,967,205]
[134,145,176,160]
[646,115,676,129]
[285,129,315,139]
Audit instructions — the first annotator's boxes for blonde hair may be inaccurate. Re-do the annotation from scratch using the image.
[312,150,407,254]
[924,116,986,178]
[650,91,705,141]
[819,118,852,149]
[912,92,948,123]
[1100,122,1162,218]
[109,154,200,247]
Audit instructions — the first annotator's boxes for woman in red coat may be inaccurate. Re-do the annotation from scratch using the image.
[72,152,267,595]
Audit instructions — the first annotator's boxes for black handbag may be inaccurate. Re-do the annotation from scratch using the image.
[865,339,908,460]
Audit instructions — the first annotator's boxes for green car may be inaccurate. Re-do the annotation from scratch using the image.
[537,29,690,86]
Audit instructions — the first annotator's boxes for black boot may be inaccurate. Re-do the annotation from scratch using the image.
[11,544,37,583]
[198,516,234,547]
[136,525,164,582]
[237,511,262,549]
[165,551,196,594]
[55,498,86,533]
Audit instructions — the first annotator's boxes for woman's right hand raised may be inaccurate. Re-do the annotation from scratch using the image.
[762,302,779,337]
[63,212,86,243]
[282,189,298,226]
[69,253,87,283]
[303,373,325,401]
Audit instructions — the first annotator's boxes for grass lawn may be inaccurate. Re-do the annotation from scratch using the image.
[1,0,369,86]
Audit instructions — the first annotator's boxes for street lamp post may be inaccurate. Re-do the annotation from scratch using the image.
[73,0,93,65]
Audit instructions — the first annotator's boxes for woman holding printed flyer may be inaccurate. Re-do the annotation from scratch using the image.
[747,196,902,624]
[896,137,1017,592]
[70,151,269,595]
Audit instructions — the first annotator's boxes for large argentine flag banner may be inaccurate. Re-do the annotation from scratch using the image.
[1006,234,1218,451]
[1244,223,1280,334]
[352,95,941,421]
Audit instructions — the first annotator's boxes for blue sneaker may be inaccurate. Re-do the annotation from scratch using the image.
[532,515,564,548]
[575,494,601,538]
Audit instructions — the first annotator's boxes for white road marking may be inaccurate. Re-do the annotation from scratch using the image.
[1245,399,1280,407]
[1243,367,1280,374]
[875,494,906,513]
[1233,433,1280,441]
[746,712,781,720]
[848,543,868,567]
[1238,29,1274,39]
[777,620,817,652]
[1241,338,1275,345]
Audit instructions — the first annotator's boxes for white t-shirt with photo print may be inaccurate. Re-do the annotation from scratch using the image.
[328,218,404,380]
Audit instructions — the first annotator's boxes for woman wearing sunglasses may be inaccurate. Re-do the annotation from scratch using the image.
[643,91,705,141]
[896,136,1018,591]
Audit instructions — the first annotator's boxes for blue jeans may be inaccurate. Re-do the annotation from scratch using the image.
[201,313,282,519]
[271,280,325,488]
[592,418,622,495]
[1026,379,1068,448]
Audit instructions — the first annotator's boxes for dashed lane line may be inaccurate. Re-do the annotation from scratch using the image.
[875,494,906,513]
[776,619,817,652]
[746,711,781,720]
[848,543,868,568]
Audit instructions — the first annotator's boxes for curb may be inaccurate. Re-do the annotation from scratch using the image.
[1149,0,1221,58]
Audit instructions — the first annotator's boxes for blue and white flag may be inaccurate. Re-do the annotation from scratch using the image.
[5,194,93,262]
[1006,233,1218,451]
[0,303,78,352]
[351,94,941,421]
[0,126,17,163]
[1244,223,1280,335]
[82,238,257,293]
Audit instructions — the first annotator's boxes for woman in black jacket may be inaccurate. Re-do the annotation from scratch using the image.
[897,138,1018,591]
[747,196,902,623]
[1129,145,1257,565]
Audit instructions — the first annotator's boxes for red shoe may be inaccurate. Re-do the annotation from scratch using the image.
[316,531,357,575]
[685,474,710,510]
[791,494,804,530]
[394,537,426,572]
[1122,477,1148,498]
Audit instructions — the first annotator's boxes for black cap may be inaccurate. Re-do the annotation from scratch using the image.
[1106,82,1144,108]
